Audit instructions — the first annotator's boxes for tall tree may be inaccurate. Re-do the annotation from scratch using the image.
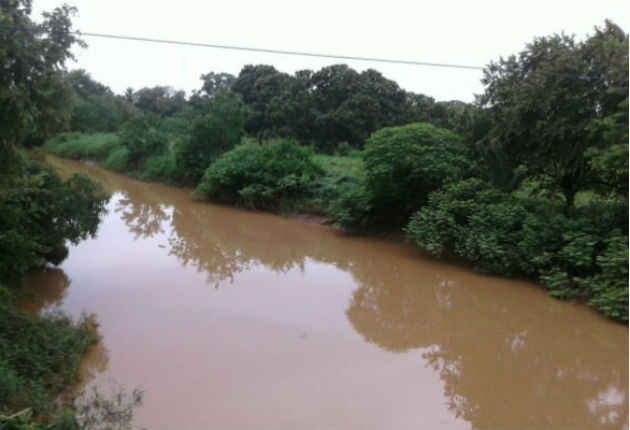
[232,64,290,136]
[200,72,236,97]
[0,0,82,163]
[477,21,628,210]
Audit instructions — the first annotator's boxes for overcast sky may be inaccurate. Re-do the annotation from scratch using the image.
[33,0,629,102]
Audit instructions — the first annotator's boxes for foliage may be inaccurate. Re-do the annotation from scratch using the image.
[101,147,130,172]
[136,154,176,182]
[477,21,629,210]
[309,65,407,148]
[43,133,120,161]
[0,161,109,280]
[229,63,464,150]
[65,70,129,133]
[0,0,81,153]
[0,285,98,421]
[173,91,245,184]
[118,114,169,168]
[0,2,143,426]
[199,72,236,97]
[311,154,364,208]
[332,123,472,228]
[130,86,186,117]
[195,140,322,210]
[406,179,628,320]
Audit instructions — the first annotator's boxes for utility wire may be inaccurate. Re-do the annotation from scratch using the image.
[0,25,484,71]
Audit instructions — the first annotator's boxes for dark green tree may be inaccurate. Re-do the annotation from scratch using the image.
[0,0,82,161]
[173,91,246,184]
[232,65,290,136]
[200,72,236,96]
[132,86,187,116]
[477,21,628,211]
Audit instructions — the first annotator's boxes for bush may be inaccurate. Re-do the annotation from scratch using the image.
[194,140,322,210]
[136,154,176,182]
[0,162,109,280]
[101,147,130,172]
[331,123,472,228]
[118,114,169,168]
[0,285,99,421]
[173,91,245,185]
[406,179,628,321]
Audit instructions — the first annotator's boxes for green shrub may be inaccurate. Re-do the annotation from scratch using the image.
[311,154,364,211]
[334,141,351,156]
[136,154,176,182]
[118,114,169,168]
[194,140,322,210]
[0,286,98,421]
[406,179,628,321]
[101,147,130,172]
[331,123,472,228]
[0,162,109,280]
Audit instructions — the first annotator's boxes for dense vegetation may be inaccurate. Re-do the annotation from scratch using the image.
[194,139,322,210]
[39,20,628,323]
[0,1,141,428]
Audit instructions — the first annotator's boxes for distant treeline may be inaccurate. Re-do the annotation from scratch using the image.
[58,64,475,150]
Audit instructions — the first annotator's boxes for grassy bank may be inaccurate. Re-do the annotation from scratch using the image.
[43,132,364,214]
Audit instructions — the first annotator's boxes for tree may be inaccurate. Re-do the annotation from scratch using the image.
[232,64,290,136]
[310,65,408,148]
[65,69,110,98]
[477,21,628,211]
[0,0,82,165]
[200,72,236,96]
[132,86,187,116]
[265,69,316,143]
[64,70,131,132]
[362,123,472,223]
[173,91,246,184]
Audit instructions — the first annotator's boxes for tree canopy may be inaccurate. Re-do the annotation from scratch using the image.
[477,21,629,210]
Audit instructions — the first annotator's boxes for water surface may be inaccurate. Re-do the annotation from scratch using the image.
[27,156,628,429]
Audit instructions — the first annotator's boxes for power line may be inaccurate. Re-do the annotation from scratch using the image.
[0,25,485,71]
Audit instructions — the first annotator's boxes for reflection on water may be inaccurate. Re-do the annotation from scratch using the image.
[21,269,70,315]
[22,269,111,399]
[34,156,628,430]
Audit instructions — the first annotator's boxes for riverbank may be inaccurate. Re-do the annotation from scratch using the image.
[41,131,629,324]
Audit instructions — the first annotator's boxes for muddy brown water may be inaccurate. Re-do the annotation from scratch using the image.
[24,156,628,429]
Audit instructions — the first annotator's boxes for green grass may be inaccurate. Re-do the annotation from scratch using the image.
[311,154,365,210]
[43,132,120,161]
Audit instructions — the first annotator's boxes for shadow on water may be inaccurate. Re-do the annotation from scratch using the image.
[45,156,629,429]
[23,269,111,391]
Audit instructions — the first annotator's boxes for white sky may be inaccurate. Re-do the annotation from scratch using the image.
[32,0,629,102]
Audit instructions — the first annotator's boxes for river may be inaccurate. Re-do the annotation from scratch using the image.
[24,156,628,429]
